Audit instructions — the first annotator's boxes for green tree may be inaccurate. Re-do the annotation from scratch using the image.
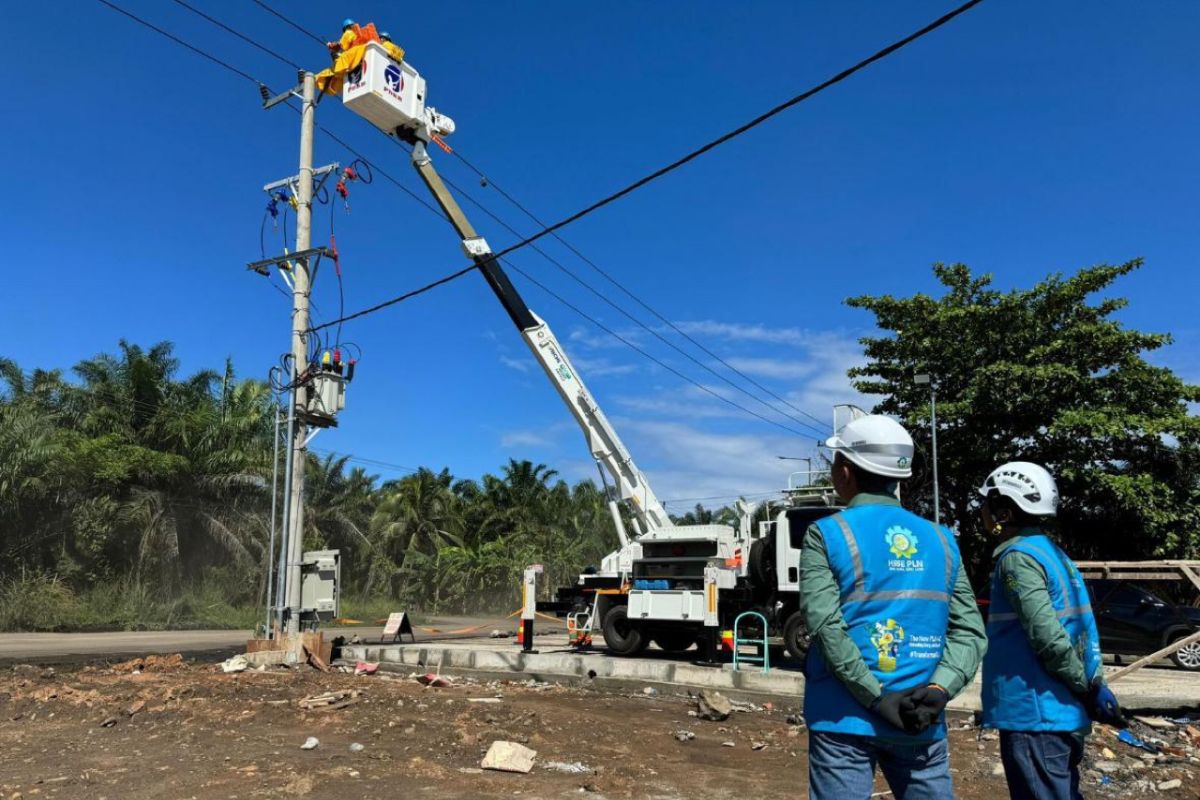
[847,260,1200,576]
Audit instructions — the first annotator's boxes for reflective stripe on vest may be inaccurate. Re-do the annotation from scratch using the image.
[805,504,961,740]
[981,534,1102,732]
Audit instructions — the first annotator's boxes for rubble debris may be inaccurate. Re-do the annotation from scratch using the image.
[642,687,659,697]
[100,716,118,728]
[1094,761,1121,774]
[722,741,736,747]
[751,741,768,751]
[297,690,361,710]
[301,737,320,751]
[220,655,249,674]
[1135,716,1175,729]
[785,713,805,727]
[673,730,696,742]
[354,661,379,676]
[696,689,732,721]
[127,699,146,717]
[730,700,764,713]
[468,698,502,704]
[489,630,510,639]
[543,761,590,773]
[417,673,453,688]
[349,742,365,752]
[112,653,185,673]
[1158,779,1182,791]
[481,740,537,774]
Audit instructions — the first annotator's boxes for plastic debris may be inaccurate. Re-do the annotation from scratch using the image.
[220,655,249,674]
[301,737,319,750]
[543,761,590,773]
[353,661,379,676]
[1117,729,1159,753]
[349,742,365,752]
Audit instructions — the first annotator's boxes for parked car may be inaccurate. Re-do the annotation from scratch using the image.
[1087,579,1200,671]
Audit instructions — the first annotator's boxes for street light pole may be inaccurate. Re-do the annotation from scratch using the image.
[914,374,940,526]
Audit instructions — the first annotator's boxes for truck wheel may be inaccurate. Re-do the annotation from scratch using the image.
[783,610,811,661]
[1169,633,1200,671]
[652,630,697,653]
[602,605,647,656]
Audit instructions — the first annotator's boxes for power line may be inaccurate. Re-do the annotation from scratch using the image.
[249,0,325,45]
[95,0,260,84]
[501,260,815,438]
[171,0,302,70]
[94,0,872,439]
[450,149,832,432]
[310,0,986,335]
[135,0,832,435]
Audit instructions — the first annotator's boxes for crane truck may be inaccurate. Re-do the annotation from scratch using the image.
[334,43,841,658]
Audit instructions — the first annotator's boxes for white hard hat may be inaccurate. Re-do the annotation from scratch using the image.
[825,414,914,479]
[978,461,1059,516]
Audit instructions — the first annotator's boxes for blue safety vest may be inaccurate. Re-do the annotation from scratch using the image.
[982,534,1102,731]
[804,504,961,740]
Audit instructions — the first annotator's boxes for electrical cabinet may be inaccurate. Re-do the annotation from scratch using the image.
[300,549,340,625]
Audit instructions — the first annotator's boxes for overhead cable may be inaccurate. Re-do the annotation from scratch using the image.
[308,0,986,331]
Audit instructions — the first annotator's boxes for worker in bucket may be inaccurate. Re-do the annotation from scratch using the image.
[800,414,986,800]
[979,462,1126,800]
[379,31,405,62]
[327,18,360,57]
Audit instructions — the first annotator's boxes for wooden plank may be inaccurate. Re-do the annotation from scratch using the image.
[1076,572,1183,581]
[1108,629,1200,682]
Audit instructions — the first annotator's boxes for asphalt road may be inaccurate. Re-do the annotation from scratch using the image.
[0,615,537,665]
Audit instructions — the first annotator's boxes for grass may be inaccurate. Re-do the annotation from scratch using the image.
[0,573,425,633]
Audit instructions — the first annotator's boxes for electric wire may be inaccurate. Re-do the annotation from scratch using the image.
[94,0,260,84]
[238,1,834,432]
[249,0,325,45]
[501,260,815,438]
[94,0,929,439]
[170,0,302,70]
[451,149,832,431]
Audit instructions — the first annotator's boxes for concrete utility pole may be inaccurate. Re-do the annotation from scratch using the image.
[283,72,317,637]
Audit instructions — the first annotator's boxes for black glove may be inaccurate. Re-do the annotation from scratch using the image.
[1078,677,1127,728]
[905,684,950,732]
[870,689,920,733]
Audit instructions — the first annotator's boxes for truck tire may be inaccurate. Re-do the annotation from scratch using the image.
[602,605,647,656]
[1169,632,1200,671]
[652,630,697,653]
[748,535,776,590]
[782,610,811,661]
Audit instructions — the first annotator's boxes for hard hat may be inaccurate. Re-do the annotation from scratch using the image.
[341,18,356,29]
[825,414,914,479]
[379,31,391,40]
[979,462,1059,516]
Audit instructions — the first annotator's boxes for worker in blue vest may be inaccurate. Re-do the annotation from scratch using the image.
[800,414,986,800]
[979,462,1126,800]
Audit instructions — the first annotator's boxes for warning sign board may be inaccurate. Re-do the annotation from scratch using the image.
[381,612,415,643]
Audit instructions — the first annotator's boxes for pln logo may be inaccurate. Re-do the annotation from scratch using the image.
[886,525,924,571]
[384,64,405,97]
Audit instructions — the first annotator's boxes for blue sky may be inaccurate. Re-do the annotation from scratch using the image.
[4,1,1197,507]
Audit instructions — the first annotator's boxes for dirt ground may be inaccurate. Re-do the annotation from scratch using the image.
[0,657,1196,800]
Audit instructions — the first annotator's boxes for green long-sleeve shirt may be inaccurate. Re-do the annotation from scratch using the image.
[798,492,987,708]
[992,530,1089,695]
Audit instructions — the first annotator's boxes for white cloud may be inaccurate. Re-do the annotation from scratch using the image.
[499,430,551,448]
[723,357,816,380]
[571,356,639,378]
[499,355,530,373]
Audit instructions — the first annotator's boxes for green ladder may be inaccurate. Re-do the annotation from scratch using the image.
[732,611,770,674]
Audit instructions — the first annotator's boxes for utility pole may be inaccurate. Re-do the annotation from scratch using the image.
[283,71,317,637]
[914,373,940,526]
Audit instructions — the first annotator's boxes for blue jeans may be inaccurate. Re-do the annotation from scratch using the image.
[999,731,1084,800]
[808,731,955,800]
